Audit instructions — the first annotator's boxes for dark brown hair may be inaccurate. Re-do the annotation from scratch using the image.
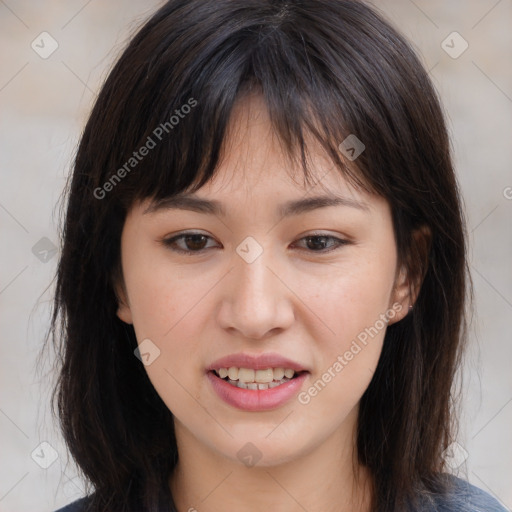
[45,1,471,510]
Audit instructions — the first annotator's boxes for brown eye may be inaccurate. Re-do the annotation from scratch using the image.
[293,234,349,253]
[162,232,220,254]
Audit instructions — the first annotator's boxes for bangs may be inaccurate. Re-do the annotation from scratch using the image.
[90,0,417,210]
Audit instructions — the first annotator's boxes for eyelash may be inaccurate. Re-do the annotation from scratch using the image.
[161,231,350,255]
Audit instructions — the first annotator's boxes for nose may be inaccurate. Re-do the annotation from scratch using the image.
[216,249,295,340]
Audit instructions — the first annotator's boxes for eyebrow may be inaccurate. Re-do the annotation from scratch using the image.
[143,193,370,217]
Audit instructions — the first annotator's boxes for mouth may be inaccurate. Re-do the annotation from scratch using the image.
[210,367,308,390]
[206,352,310,411]
[207,365,310,411]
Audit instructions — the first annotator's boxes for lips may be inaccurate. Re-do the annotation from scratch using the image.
[207,370,308,411]
[206,352,310,411]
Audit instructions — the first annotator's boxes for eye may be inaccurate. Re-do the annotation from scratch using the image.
[292,233,350,253]
[161,232,221,254]
[161,231,349,255]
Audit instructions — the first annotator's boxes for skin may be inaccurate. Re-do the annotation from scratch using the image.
[116,93,418,512]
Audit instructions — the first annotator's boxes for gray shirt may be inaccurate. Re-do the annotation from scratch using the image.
[54,475,509,512]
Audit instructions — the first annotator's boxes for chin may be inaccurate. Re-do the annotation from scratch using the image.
[211,428,314,468]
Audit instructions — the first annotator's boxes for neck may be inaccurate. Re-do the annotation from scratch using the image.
[169,408,373,512]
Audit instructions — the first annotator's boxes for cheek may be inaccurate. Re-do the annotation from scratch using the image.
[122,240,210,339]
[298,248,396,344]
[123,258,214,416]
[293,248,396,404]
[120,239,215,393]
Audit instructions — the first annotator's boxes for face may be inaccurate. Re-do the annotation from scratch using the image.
[116,93,411,468]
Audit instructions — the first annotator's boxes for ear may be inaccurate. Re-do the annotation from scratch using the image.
[116,289,133,325]
[112,265,133,325]
[387,224,431,325]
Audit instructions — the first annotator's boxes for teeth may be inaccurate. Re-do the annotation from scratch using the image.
[216,367,297,384]
[229,378,293,390]
[255,369,273,383]
[273,368,285,380]
[238,368,255,383]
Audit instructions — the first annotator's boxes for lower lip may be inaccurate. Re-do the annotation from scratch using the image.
[207,371,308,411]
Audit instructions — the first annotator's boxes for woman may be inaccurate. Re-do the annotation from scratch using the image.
[47,1,507,511]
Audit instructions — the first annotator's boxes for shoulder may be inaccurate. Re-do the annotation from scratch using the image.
[426,474,508,512]
[53,496,92,512]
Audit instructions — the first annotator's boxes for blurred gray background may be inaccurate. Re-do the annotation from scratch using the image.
[0,1,511,511]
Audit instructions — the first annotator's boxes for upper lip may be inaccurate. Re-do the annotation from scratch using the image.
[207,352,309,372]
